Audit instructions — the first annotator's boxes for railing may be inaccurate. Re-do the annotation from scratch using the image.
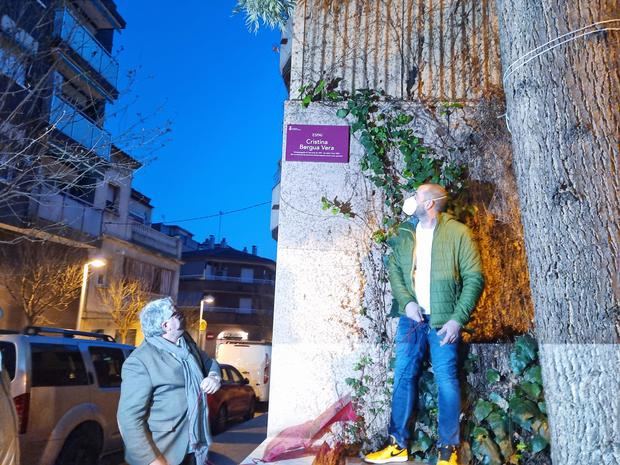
[131,223,180,258]
[53,8,119,88]
[180,273,275,286]
[33,185,103,237]
[202,306,263,315]
[49,93,112,159]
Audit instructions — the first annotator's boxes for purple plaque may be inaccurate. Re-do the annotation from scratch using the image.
[285,124,350,163]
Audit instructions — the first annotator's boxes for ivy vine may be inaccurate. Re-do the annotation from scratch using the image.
[409,336,549,465]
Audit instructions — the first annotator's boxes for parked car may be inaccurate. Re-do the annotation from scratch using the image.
[208,363,256,434]
[216,340,272,402]
[0,327,133,465]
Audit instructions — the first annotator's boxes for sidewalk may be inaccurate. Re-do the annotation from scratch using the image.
[209,413,269,465]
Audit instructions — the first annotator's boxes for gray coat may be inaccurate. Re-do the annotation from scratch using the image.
[117,337,219,465]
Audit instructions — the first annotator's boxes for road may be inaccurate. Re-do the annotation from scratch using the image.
[102,411,268,465]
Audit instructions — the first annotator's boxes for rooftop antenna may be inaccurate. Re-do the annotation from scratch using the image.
[218,210,223,241]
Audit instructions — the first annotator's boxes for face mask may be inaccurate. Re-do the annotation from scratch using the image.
[402,194,447,216]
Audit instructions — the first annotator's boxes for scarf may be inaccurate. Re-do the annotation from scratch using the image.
[146,335,211,465]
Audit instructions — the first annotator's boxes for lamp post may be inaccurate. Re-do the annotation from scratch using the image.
[198,294,214,349]
[76,258,106,331]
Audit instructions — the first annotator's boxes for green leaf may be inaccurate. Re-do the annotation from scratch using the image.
[523,365,542,384]
[472,426,489,440]
[531,435,549,453]
[351,121,364,133]
[520,381,542,400]
[509,397,539,430]
[313,79,326,95]
[510,350,529,375]
[474,400,494,422]
[537,401,547,414]
[472,436,502,465]
[410,431,433,453]
[515,335,537,361]
[302,95,312,108]
[489,392,509,411]
[486,411,508,439]
[336,108,350,118]
[486,369,501,384]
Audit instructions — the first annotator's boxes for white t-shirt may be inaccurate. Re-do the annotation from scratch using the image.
[414,223,435,314]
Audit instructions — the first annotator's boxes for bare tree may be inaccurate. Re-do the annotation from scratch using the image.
[97,275,150,344]
[0,1,170,244]
[0,238,84,325]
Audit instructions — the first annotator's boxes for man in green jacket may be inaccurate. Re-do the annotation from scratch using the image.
[365,184,484,465]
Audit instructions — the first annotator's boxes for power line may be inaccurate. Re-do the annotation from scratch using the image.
[103,200,271,226]
[163,201,271,224]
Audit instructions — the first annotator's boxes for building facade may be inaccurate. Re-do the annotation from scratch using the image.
[0,0,181,342]
[171,235,276,357]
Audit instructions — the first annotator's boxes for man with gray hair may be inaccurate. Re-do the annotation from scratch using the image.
[118,297,221,465]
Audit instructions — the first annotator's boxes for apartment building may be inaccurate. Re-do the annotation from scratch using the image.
[0,1,181,340]
[163,234,276,356]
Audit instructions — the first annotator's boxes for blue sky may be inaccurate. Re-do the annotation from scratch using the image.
[111,1,287,260]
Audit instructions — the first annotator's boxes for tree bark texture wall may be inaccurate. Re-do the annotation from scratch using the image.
[496,1,619,463]
[291,0,503,100]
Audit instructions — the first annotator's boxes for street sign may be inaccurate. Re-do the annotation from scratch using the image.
[285,124,350,163]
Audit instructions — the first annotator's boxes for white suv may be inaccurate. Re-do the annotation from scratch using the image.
[0,327,133,465]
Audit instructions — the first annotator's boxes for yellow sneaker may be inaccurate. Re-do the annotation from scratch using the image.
[437,446,458,465]
[364,438,408,464]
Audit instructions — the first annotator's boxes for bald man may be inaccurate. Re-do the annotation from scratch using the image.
[364,184,484,465]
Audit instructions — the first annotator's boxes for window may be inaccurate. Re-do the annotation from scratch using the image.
[240,268,254,283]
[105,183,120,213]
[180,261,204,277]
[122,257,173,295]
[96,270,106,286]
[88,346,124,388]
[227,366,244,384]
[239,298,253,314]
[31,343,88,387]
[0,154,15,182]
[0,342,16,380]
[221,367,231,384]
[0,47,26,87]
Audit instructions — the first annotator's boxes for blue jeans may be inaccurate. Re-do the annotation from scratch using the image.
[388,316,460,448]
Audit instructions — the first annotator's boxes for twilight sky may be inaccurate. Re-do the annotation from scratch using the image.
[110,1,287,260]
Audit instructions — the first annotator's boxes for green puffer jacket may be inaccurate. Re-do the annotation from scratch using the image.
[387,213,484,328]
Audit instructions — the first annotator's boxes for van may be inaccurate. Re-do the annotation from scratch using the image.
[216,340,271,402]
[0,326,133,465]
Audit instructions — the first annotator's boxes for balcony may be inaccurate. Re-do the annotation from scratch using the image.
[180,273,275,286]
[0,185,103,240]
[33,186,103,237]
[204,306,258,315]
[50,93,112,160]
[53,8,119,89]
[131,223,181,258]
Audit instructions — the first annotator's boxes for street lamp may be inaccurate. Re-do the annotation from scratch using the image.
[198,294,215,348]
[76,258,106,331]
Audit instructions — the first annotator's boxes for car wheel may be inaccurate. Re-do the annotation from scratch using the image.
[244,396,256,421]
[213,404,228,435]
[55,423,102,465]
